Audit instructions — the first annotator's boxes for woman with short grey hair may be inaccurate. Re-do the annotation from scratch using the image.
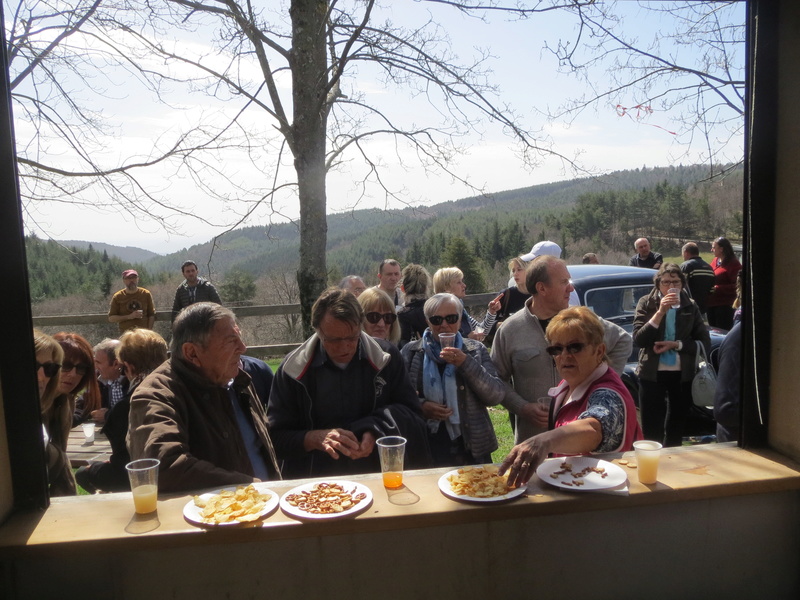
[400,293,505,466]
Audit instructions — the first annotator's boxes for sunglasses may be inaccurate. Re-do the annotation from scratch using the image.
[36,361,61,378]
[61,362,90,376]
[546,343,587,357]
[428,314,460,326]
[365,312,397,325]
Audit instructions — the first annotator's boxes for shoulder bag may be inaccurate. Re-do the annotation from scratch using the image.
[692,340,717,408]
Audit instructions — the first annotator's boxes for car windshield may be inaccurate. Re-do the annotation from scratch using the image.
[584,285,651,322]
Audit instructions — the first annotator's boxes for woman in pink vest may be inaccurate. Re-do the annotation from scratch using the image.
[500,307,643,488]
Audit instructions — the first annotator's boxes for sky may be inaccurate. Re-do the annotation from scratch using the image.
[10,0,746,255]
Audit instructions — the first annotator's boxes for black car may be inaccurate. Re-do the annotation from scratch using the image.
[567,264,726,438]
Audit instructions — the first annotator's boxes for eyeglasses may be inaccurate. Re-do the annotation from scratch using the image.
[36,361,61,377]
[546,343,587,357]
[659,279,682,286]
[428,314,460,326]
[61,362,90,376]
[365,312,397,325]
[319,333,361,346]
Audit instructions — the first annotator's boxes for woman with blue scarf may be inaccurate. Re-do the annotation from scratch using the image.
[633,264,710,447]
[400,293,506,466]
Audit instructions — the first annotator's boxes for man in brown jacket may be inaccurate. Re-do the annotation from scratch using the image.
[128,303,280,493]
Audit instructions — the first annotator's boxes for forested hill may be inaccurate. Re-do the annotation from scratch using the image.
[37,163,742,300]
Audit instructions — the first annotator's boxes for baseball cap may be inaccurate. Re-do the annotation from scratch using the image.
[521,241,562,262]
[122,269,139,279]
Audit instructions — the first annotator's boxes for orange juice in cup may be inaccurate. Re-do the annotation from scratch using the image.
[377,436,407,488]
[382,471,403,488]
[126,458,160,514]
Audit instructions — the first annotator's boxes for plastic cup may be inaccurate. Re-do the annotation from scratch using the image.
[125,459,160,514]
[376,436,407,488]
[439,333,456,348]
[81,422,95,444]
[633,440,662,484]
[668,288,680,309]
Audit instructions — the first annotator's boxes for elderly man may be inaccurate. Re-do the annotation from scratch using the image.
[629,238,663,269]
[128,303,280,493]
[338,275,367,297]
[108,269,156,333]
[92,338,129,423]
[268,287,427,479]
[680,242,715,314]
[491,256,632,443]
[375,259,402,306]
[171,260,223,323]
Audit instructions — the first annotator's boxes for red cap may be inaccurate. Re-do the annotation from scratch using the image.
[122,269,138,279]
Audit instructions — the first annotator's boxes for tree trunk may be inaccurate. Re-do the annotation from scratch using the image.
[291,0,330,335]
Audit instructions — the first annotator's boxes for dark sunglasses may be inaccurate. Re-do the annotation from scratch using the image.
[61,362,90,376]
[365,312,397,325]
[428,314,460,326]
[36,362,61,378]
[546,343,587,357]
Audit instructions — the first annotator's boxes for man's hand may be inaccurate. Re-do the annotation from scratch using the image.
[90,408,108,424]
[519,402,549,429]
[421,401,453,421]
[304,428,360,459]
[350,431,376,460]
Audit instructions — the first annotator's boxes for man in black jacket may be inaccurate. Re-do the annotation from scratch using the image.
[171,260,222,323]
[680,242,716,315]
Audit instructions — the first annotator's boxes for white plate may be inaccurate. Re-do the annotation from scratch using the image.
[536,456,627,491]
[183,482,280,526]
[279,480,373,520]
[438,467,527,503]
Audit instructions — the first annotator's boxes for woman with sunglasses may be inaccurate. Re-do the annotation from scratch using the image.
[34,329,77,496]
[357,288,401,345]
[401,293,505,466]
[500,307,642,487]
[633,263,711,447]
[54,332,102,427]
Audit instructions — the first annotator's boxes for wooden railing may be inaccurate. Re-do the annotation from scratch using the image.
[31,292,500,357]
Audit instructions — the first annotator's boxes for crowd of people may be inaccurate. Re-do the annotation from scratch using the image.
[33,236,741,496]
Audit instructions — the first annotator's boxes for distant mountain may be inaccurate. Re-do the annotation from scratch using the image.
[60,240,162,264]
[60,163,742,283]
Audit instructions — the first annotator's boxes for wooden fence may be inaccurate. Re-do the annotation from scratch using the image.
[31,292,499,357]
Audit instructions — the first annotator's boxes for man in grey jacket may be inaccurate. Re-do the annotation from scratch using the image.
[491,256,632,444]
[171,260,222,323]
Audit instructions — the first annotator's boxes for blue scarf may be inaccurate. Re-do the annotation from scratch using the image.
[421,329,461,439]
[659,307,677,367]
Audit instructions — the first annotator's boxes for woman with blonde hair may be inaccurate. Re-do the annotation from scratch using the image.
[34,329,76,496]
[76,328,168,493]
[432,267,501,340]
[485,256,531,344]
[357,287,401,345]
[500,307,642,487]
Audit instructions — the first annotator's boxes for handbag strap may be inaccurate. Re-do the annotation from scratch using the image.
[695,340,708,368]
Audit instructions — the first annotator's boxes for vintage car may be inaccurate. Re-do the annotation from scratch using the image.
[568,264,727,437]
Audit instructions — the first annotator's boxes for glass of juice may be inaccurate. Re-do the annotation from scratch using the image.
[125,458,160,514]
[633,440,662,485]
[376,436,407,488]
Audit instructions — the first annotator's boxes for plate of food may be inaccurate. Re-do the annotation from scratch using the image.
[536,457,627,491]
[183,482,279,526]
[279,480,373,520]
[438,465,527,503]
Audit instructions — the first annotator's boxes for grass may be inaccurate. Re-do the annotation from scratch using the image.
[489,406,515,463]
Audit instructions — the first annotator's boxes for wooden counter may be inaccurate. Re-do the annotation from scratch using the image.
[2,444,799,557]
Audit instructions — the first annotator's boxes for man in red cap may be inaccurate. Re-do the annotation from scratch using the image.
[108,269,156,333]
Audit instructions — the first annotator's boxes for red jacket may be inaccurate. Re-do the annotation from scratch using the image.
[708,256,742,308]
